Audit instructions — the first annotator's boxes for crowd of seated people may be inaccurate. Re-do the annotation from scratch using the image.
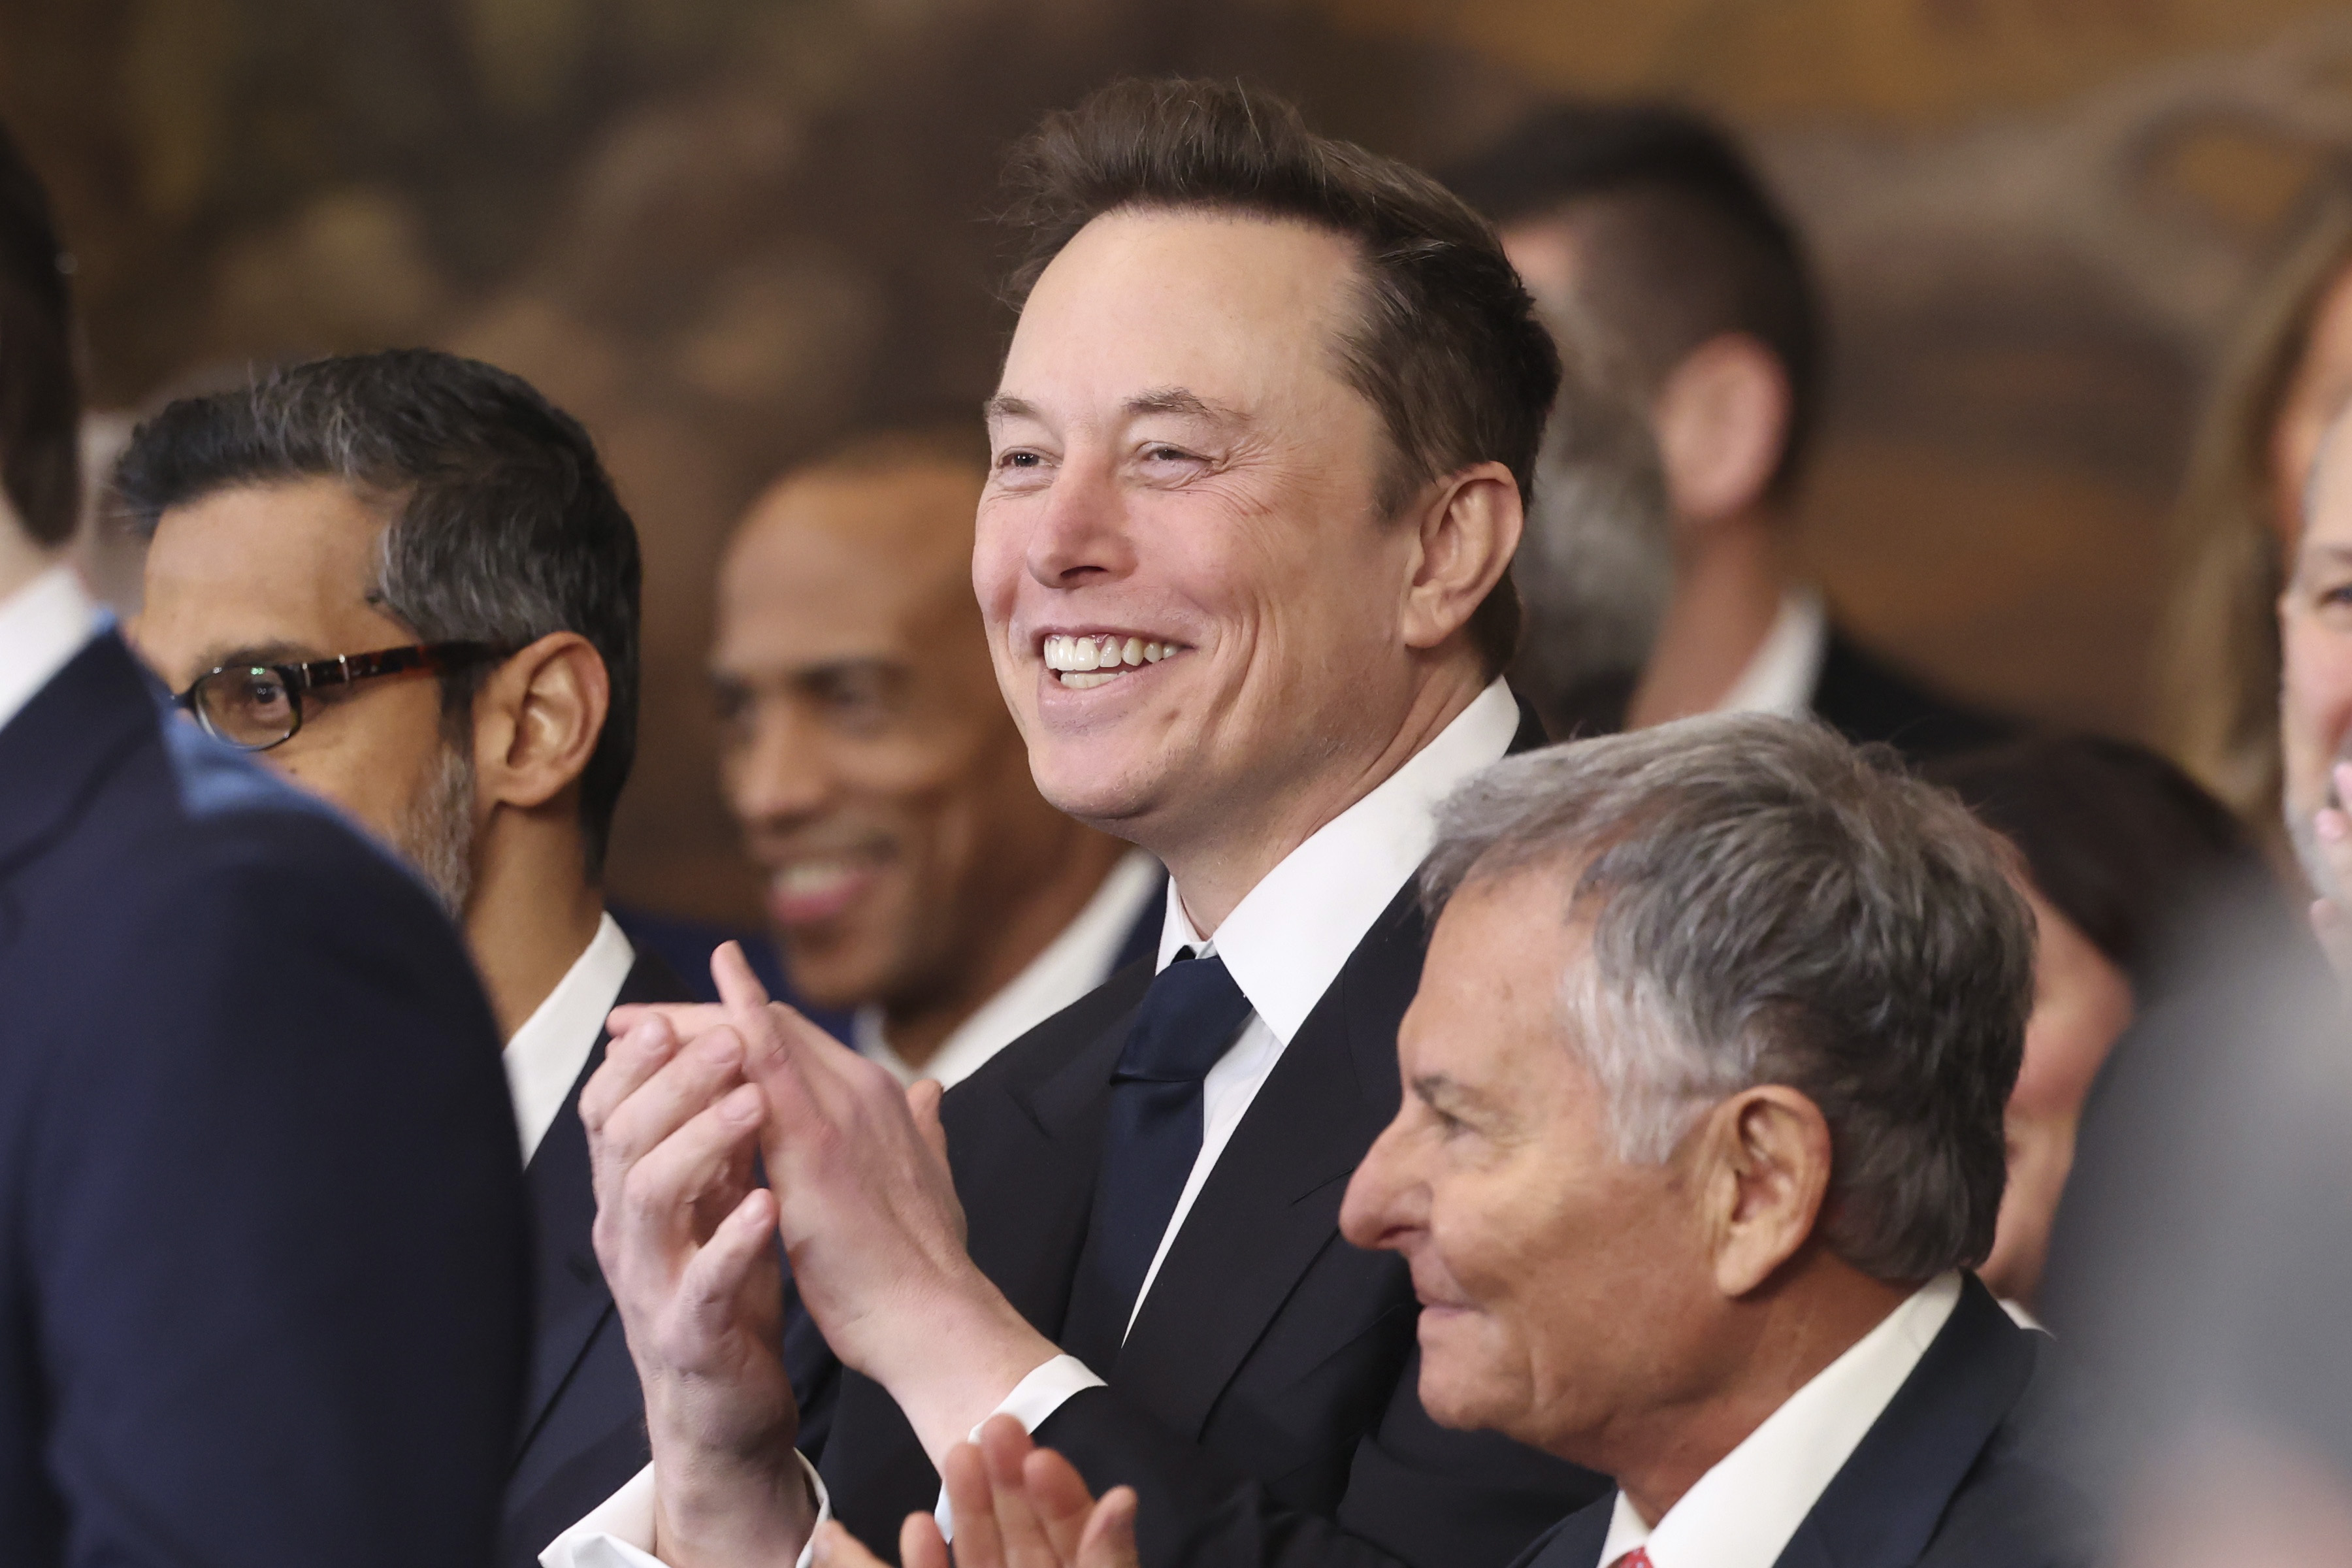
[3,59,2351,1568]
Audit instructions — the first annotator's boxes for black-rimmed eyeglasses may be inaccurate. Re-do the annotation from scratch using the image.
[172,642,506,752]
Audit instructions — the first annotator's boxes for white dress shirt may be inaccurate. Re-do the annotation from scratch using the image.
[507,912,638,1162]
[0,565,99,736]
[1595,1272,1963,1568]
[1712,586,1827,722]
[850,849,1164,1088]
[550,679,1524,1566]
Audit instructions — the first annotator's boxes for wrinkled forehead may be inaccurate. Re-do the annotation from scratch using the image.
[136,476,404,677]
[998,207,1371,421]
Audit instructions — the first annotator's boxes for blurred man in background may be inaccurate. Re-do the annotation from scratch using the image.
[0,136,529,1566]
[118,350,675,1567]
[1451,103,2011,758]
[712,427,1160,1089]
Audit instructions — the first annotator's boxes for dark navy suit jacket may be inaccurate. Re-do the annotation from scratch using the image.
[0,630,530,1567]
[500,953,692,1566]
[1511,1277,2098,1568]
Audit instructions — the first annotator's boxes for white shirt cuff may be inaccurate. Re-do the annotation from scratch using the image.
[934,1354,1107,1537]
[538,1451,831,1568]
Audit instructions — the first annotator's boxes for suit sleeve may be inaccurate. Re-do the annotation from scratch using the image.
[1035,1343,1601,1568]
[25,823,530,1568]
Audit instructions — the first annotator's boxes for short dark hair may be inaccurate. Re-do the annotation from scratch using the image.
[0,118,81,548]
[1428,715,2033,1282]
[1446,103,1822,499]
[1001,78,1561,676]
[114,350,642,879]
[1927,734,2258,984]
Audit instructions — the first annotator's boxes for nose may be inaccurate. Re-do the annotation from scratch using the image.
[1024,449,1135,591]
[726,698,836,832]
[1340,1116,1422,1254]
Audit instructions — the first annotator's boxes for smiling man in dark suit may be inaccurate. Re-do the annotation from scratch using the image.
[118,350,679,1567]
[0,132,527,1566]
[551,76,1607,1568]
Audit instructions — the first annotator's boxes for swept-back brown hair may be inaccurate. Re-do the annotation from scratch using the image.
[999,78,1561,676]
[2160,193,2352,853]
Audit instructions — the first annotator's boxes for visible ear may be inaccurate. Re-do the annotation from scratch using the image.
[1650,333,1792,525]
[1688,1084,1833,1298]
[1399,460,1522,655]
[472,630,610,811]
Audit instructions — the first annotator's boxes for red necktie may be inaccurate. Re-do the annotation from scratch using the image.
[1611,1551,1654,1568]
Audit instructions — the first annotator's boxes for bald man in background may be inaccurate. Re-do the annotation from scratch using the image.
[710,427,1162,1090]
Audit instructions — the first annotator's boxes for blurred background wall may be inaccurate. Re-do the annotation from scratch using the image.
[11,0,2352,926]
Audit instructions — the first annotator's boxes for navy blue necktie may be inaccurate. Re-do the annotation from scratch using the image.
[1061,949,1254,1372]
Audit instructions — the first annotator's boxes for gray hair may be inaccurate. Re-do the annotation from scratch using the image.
[1508,306,1674,732]
[113,350,642,879]
[1423,713,2034,1282]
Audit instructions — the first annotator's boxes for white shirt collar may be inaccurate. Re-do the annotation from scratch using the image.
[1598,1271,1964,1568]
[854,849,1164,1088]
[504,911,637,1164]
[1156,678,1522,1045]
[0,564,101,736]
[1712,585,1827,722]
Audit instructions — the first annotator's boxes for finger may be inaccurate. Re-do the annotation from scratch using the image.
[815,1520,892,1568]
[1077,1486,1139,1568]
[977,1420,1059,1567]
[1021,1445,1102,1562]
[605,1080,765,1275]
[896,1512,953,1568]
[595,1026,748,1179]
[607,1000,730,1038]
[941,1441,1007,1568]
[580,1016,679,1135]
[909,1079,951,1169]
[674,1178,780,1342]
[713,939,776,1013]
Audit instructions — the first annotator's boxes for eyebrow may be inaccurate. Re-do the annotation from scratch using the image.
[981,387,1250,427]
[191,640,323,676]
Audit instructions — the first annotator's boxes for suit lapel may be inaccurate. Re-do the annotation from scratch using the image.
[1111,884,1426,1439]
[515,953,689,1452]
[1772,1275,2037,1568]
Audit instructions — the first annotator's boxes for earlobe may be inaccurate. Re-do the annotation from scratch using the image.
[1652,334,1791,525]
[1401,462,1523,653]
[1707,1086,1833,1298]
[482,632,610,809]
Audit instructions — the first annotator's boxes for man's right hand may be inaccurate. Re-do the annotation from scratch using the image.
[581,1007,817,1567]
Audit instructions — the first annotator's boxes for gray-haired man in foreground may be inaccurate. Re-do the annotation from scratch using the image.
[817,714,2100,1568]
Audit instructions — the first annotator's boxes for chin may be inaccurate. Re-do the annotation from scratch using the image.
[1414,1312,1516,1435]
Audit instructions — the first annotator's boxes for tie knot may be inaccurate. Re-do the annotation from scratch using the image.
[1115,950,1252,1083]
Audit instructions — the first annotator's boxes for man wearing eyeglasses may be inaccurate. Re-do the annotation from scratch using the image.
[0,137,529,1565]
[121,349,687,1567]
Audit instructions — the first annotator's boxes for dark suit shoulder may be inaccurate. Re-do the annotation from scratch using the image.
[1811,623,2016,762]
[1918,1334,2101,1568]
[1503,1493,1610,1568]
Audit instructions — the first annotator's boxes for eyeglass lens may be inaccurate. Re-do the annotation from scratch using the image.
[194,666,299,750]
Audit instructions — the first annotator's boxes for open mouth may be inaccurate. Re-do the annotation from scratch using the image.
[1041,632,1181,690]
[764,852,886,927]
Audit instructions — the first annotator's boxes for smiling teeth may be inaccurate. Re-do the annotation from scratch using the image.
[1043,634,1175,685]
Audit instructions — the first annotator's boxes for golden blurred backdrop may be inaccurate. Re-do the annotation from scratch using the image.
[7,0,2352,924]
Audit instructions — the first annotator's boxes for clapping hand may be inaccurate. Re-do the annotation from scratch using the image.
[809,1417,1140,1568]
